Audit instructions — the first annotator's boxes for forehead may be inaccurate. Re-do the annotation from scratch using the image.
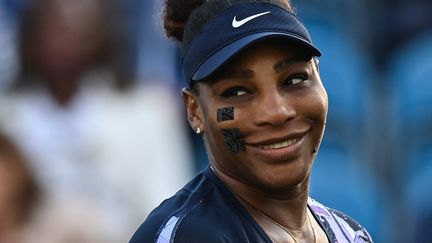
[204,39,313,81]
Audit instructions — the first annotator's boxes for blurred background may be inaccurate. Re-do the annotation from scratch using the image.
[0,0,430,242]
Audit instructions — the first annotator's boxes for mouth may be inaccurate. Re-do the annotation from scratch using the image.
[245,131,308,161]
[256,138,299,150]
[248,130,307,148]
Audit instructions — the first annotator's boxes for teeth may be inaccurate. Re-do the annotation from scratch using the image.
[259,138,297,149]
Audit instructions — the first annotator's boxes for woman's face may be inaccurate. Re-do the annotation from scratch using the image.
[184,39,328,192]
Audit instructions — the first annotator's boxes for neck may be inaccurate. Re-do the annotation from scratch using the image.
[45,76,80,107]
[211,165,310,230]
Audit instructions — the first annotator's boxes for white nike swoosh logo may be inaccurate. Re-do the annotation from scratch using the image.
[232,11,271,28]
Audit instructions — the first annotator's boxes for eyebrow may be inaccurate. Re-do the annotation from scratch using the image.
[209,55,312,83]
[273,56,311,73]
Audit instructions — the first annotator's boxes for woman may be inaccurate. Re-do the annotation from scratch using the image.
[130,0,373,242]
[0,0,193,236]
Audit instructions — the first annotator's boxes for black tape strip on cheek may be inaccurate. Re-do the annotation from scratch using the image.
[217,107,234,122]
[222,128,245,155]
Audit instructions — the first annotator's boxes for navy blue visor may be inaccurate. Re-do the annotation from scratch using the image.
[181,2,321,86]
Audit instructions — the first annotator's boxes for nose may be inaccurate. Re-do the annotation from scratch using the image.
[254,91,297,127]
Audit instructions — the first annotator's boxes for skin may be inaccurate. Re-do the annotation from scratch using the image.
[216,107,234,122]
[182,39,328,242]
[24,0,105,107]
[0,157,29,242]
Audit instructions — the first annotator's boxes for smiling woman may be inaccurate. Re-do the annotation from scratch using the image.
[130,0,373,242]
[194,40,327,194]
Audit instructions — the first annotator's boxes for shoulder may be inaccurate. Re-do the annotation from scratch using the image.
[308,198,374,243]
[129,192,188,243]
[131,190,243,243]
[130,170,242,243]
[171,192,253,243]
[130,169,256,243]
[328,208,373,242]
[129,170,208,243]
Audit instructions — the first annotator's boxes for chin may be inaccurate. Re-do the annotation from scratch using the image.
[251,163,311,193]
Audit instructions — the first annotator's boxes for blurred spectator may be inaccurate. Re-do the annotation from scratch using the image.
[0,0,193,240]
[0,131,120,243]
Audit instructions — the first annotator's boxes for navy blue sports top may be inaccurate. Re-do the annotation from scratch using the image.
[130,167,373,243]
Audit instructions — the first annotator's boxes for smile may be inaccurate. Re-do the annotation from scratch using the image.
[257,138,298,149]
[246,131,309,162]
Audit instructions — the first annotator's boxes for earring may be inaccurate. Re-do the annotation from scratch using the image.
[196,127,201,134]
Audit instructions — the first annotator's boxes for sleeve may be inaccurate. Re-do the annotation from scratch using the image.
[172,216,233,243]
[329,208,374,243]
[129,196,184,243]
[129,214,165,243]
[131,214,232,243]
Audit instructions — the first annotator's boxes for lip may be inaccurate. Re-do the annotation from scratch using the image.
[245,131,308,162]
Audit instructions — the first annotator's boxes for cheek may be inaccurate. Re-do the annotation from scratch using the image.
[317,79,329,115]
[207,106,246,155]
[304,72,328,119]
[306,86,328,153]
[304,84,328,122]
[217,107,234,122]
[216,107,246,155]
[222,128,245,155]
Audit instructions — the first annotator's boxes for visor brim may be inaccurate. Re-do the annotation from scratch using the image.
[191,32,321,81]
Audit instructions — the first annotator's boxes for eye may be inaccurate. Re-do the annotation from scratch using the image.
[221,87,249,98]
[283,75,307,86]
[234,90,247,96]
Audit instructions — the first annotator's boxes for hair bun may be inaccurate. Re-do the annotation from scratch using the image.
[163,0,205,42]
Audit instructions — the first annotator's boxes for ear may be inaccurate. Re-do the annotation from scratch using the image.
[182,88,204,133]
